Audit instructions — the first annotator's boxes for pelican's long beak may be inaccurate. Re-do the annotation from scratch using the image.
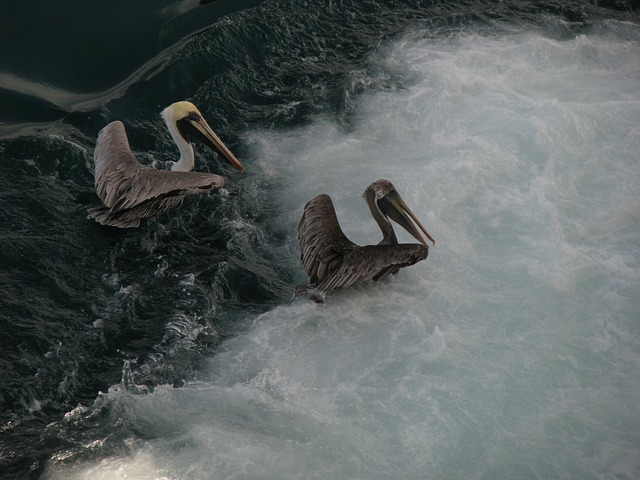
[382,190,436,247]
[179,114,245,172]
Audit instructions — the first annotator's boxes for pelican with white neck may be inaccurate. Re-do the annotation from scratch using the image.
[87,101,244,228]
[162,101,243,173]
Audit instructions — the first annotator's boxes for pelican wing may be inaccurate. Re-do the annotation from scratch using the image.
[93,121,139,208]
[298,194,357,284]
[93,121,224,212]
[317,243,428,292]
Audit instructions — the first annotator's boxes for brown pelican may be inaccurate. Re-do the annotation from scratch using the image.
[296,179,435,303]
[87,101,244,228]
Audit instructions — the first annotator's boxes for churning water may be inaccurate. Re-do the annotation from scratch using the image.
[38,19,640,480]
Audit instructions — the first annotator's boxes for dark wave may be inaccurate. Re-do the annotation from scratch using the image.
[0,0,639,478]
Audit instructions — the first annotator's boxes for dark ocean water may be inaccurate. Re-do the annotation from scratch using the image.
[1,1,639,478]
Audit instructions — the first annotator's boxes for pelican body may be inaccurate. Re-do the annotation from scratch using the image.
[87,101,244,228]
[296,179,435,303]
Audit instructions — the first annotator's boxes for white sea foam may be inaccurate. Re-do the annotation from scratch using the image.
[44,23,640,480]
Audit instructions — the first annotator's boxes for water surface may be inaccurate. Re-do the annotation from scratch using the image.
[1,1,639,478]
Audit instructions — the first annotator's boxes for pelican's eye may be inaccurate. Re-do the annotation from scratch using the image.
[188,111,201,122]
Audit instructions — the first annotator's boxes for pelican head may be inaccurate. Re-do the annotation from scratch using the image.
[162,101,244,172]
[364,179,436,247]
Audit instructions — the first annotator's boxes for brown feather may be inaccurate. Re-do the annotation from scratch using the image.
[296,190,429,302]
[88,121,225,228]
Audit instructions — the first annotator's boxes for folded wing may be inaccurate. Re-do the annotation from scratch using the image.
[94,121,224,211]
[297,193,428,294]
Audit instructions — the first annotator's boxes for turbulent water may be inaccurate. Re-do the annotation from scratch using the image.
[1,1,639,478]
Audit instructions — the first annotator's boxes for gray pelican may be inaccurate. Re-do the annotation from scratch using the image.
[87,101,244,228]
[296,179,435,303]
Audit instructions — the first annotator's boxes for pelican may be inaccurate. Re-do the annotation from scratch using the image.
[295,179,435,303]
[87,101,244,228]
